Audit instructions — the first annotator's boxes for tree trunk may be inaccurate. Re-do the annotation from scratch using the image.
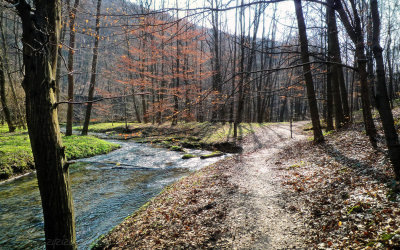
[13,0,77,248]
[234,0,245,138]
[82,0,102,135]
[0,54,15,132]
[294,0,324,142]
[66,0,80,136]
[326,63,334,131]
[0,13,25,129]
[326,1,347,126]
[370,0,400,179]
[55,0,70,103]
[210,1,223,123]
[334,0,377,147]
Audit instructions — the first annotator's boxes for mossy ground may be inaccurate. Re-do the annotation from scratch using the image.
[0,125,120,180]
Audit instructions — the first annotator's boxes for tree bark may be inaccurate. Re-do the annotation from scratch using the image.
[326,1,347,127]
[0,13,25,129]
[11,0,77,248]
[82,0,102,135]
[210,0,223,123]
[370,0,400,179]
[234,0,245,139]
[0,54,15,132]
[294,0,324,142]
[334,0,377,147]
[326,63,334,131]
[66,0,80,136]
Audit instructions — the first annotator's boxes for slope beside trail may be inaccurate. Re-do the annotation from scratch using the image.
[214,122,308,248]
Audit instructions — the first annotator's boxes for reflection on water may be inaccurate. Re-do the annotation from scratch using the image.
[0,140,226,249]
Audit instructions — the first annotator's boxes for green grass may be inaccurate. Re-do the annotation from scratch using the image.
[198,122,269,144]
[182,154,196,159]
[72,122,141,133]
[0,125,120,180]
[200,151,224,159]
[62,135,120,159]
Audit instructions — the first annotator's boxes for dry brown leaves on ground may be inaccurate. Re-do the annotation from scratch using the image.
[276,123,400,249]
[95,158,238,249]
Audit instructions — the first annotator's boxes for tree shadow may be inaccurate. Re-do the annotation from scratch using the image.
[322,143,392,183]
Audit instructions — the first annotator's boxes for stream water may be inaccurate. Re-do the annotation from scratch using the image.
[0,140,227,249]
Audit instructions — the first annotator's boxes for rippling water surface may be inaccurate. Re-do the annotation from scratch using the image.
[0,140,226,249]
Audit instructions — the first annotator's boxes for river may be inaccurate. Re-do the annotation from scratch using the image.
[0,140,227,249]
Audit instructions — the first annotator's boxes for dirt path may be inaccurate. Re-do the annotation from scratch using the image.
[217,122,308,249]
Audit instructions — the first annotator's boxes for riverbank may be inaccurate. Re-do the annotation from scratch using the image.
[0,133,229,249]
[73,122,269,153]
[0,126,120,181]
[94,116,400,249]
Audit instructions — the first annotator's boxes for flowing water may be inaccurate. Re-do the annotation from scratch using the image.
[0,140,227,249]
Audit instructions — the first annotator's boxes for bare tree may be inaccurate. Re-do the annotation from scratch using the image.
[370,0,400,179]
[66,0,80,136]
[82,0,102,135]
[294,0,324,142]
[334,0,377,147]
[0,54,15,132]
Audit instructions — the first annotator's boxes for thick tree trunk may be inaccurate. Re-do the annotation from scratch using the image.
[334,0,377,147]
[0,55,15,132]
[13,0,77,248]
[370,0,400,179]
[234,1,245,139]
[326,1,346,127]
[294,0,324,142]
[66,0,80,136]
[356,47,377,146]
[82,0,102,135]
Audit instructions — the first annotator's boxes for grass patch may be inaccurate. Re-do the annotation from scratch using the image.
[200,151,224,159]
[288,161,305,169]
[199,123,268,144]
[0,125,120,180]
[169,145,184,152]
[62,135,120,160]
[72,122,141,133]
[182,154,196,159]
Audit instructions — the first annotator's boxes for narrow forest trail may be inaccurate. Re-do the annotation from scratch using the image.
[218,122,308,248]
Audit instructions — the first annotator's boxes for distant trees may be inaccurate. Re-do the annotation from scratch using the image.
[115,14,211,125]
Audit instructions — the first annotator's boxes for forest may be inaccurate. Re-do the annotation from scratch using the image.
[1,0,400,249]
